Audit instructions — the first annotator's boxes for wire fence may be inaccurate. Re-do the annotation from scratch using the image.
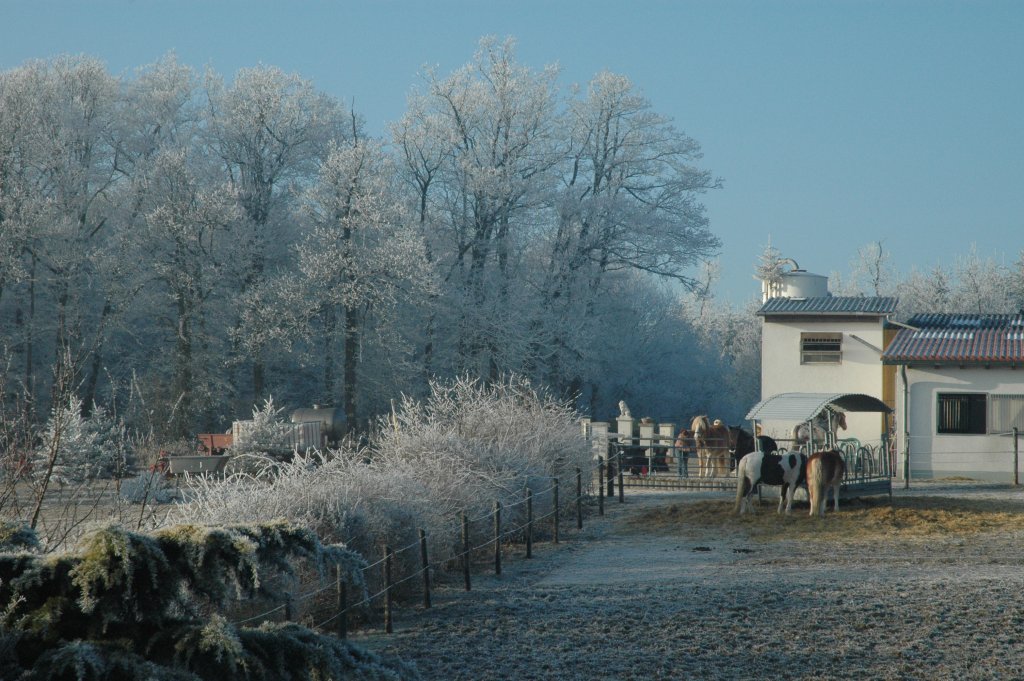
[221,436,1024,638]
[901,428,1022,485]
[227,466,615,638]
[605,429,1024,489]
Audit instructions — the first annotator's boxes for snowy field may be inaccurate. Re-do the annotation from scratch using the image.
[357,483,1024,680]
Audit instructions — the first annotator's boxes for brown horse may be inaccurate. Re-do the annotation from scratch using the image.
[691,415,731,478]
[807,450,846,517]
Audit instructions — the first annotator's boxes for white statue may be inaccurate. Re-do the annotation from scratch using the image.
[618,400,631,418]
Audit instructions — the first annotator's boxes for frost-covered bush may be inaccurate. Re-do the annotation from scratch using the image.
[31,396,132,484]
[0,520,417,680]
[0,521,39,552]
[175,375,593,582]
[228,397,297,462]
[119,471,176,504]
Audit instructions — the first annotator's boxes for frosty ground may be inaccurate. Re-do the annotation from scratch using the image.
[356,482,1024,680]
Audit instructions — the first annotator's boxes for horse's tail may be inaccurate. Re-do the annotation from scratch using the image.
[734,456,751,513]
[807,451,824,515]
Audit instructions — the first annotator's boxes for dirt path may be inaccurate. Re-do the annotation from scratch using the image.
[357,484,1024,680]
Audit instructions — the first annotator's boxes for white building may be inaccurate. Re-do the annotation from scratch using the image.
[882,313,1024,482]
[756,269,897,448]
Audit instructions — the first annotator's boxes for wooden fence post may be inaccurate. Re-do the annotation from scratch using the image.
[419,528,431,609]
[494,501,502,576]
[598,462,605,516]
[1015,427,1020,486]
[461,512,471,591]
[384,545,393,634]
[526,488,533,559]
[336,564,347,639]
[553,477,560,544]
[575,468,583,530]
[606,453,615,497]
[617,450,624,503]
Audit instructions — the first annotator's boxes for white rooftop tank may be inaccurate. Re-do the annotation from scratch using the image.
[761,263,829,301]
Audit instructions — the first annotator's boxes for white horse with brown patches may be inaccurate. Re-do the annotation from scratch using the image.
[793,409,847,449]
[807,450,846,517]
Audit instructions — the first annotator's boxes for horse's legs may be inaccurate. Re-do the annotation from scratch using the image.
[832,480,841,512]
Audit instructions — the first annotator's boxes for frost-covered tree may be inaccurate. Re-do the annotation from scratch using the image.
[295,139,432,424]
[951,247,1016,314]
[130,148,239,436]
[538,70,720,400]
[31,395,130,486]
[0,45,731,448]
[229,396,296,458]
[894,253,1018,319]
[849,240,895,297]
[203,65,350,404]
[0,57,123,417]
[753,240,795,299]
[397,37,561,379]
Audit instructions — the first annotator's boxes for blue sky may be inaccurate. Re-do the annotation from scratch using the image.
[2,0,1022,304]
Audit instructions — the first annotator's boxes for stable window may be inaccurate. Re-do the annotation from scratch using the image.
[937,393,987,434]
[989,394,1024,434]
[800,333,842,364]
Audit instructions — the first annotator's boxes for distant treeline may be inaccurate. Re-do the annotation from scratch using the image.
[0,39,766,439]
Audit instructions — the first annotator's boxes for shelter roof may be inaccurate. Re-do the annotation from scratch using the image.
[882,313,1024,364]
[756,296,898,317]
[745,392,892,422]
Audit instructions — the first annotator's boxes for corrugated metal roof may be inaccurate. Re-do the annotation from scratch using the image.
[882,313,1024,364]
[745,392,892,422]
[756,296,898,316]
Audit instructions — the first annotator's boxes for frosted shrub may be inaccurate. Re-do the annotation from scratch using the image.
[176,375,593,583]
[119,471,176,504]
[0,520,417,680]
[229,396,295,458]
[32,396,131,484]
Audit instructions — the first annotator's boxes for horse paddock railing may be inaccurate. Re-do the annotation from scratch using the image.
[603,436,740,491]
[593,432,893,497]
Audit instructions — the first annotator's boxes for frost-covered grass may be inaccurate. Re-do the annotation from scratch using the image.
[173,376,593,584]
[360,488,1024,680]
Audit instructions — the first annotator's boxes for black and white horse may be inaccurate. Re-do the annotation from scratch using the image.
[734,450,807,515]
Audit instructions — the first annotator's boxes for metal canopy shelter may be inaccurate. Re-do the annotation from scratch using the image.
[745,392,894,499]
[745,392,892,422]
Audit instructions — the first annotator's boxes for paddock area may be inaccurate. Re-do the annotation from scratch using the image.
[359,483,1024,680]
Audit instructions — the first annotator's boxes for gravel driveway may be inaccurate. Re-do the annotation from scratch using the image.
[357,482,1024,680]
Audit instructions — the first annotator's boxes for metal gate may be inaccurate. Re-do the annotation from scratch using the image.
[602,437,740,491]
[591,392,895,498]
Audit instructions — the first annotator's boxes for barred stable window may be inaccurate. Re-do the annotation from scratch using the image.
[800,333,842,364]
[937,393,987,434]
[989,394,1024,434]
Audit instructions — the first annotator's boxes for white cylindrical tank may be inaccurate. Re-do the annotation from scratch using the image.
[779,270,828,298]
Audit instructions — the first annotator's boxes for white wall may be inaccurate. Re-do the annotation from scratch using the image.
[760,318,887,446]
[894,366,1024,481]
